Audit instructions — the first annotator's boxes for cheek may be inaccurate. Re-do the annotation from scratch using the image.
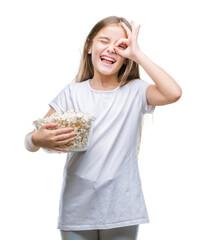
[92,44,103,55]
[91,46,106,66]
[91,48,100,63]
[117,57,126,67]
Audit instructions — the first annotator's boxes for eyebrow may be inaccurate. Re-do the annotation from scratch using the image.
[98,36,110,40]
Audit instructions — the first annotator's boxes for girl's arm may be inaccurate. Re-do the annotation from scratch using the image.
[26,107,57,151]
[114,21,182,106]
[25,107,75,152]
[134,51,182,106]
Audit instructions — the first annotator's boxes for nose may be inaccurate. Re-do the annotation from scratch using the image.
[107,44,116,54]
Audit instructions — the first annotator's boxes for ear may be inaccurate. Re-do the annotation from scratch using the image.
[87,38,92,54]
[88,46,92,54]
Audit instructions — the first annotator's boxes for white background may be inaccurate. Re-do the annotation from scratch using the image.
[0,0,206,239]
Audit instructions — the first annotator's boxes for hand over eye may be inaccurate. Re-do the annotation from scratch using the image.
[114,20,141,62]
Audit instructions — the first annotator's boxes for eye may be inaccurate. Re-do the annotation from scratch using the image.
[101,40,108,44]
[118,45,127,49]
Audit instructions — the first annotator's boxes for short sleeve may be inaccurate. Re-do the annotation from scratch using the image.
[49,83,71,114]
[139,79,156,114]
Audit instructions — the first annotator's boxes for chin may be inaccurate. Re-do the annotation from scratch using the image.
[98,70,118,76]
[96,66,120,76]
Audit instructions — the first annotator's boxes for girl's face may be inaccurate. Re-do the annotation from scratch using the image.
[88,23,127,78]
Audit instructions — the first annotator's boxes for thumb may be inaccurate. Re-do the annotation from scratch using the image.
[114,46,124,57]
[41,123,58,129]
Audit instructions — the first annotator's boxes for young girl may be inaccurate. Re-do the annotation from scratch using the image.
[25,16,182,240]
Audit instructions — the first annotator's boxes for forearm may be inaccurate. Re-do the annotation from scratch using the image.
[134,51,182,100]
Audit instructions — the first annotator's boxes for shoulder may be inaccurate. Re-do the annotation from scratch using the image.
[132,78,150,86]
[69,79,88,90]
[57,80,87,94]
[124,78,151,89]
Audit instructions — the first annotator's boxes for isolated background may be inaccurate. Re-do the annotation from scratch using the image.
[0,0,206,239]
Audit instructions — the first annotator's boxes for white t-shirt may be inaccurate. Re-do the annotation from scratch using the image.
[49,78,155,231]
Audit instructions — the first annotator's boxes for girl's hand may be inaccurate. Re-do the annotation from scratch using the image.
[114,20,141,62]
[32,123,76,152]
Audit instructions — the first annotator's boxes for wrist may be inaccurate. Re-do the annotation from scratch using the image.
[31,132,39,147]
[24,133,40,152]
[133,50,145,65]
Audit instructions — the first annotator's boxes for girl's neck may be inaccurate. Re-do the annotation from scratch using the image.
[90,74,121,90]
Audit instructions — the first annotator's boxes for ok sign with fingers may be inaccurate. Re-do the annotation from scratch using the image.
[114,20,141,63]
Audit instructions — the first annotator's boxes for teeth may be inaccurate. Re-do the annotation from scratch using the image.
[101,56,115,63]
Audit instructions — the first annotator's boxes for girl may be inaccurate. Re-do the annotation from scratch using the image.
[25,16,182,240]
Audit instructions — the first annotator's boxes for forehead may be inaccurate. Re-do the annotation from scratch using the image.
[95,23,127,40]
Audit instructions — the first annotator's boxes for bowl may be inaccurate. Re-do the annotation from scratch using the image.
[33,110,96,153]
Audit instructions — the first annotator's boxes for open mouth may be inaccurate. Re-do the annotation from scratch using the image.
[100,55,116,64]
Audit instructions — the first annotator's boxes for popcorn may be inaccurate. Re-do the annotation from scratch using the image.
[33,110,96,153]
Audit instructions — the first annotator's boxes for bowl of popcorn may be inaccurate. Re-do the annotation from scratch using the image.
[33,110,96,153]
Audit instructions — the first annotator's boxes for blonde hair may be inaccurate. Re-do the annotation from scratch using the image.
[73,16,153,158]
[73,16,140,87]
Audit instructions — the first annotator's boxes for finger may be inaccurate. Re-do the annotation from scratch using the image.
[114,46,125,57]
[41,123,58,129]
[131,20,135,33]
[53,127,74,136]
[53,147,69,152]
[114,38,129,47]
[135,24,141,39]
[120,22,131,37]
[54,132,76,141]
[55,137,75,146]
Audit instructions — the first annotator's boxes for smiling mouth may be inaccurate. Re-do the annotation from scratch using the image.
[100,56,116,64]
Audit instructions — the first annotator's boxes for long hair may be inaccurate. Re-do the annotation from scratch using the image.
[73,16,152,158]
[73,16,140,87]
